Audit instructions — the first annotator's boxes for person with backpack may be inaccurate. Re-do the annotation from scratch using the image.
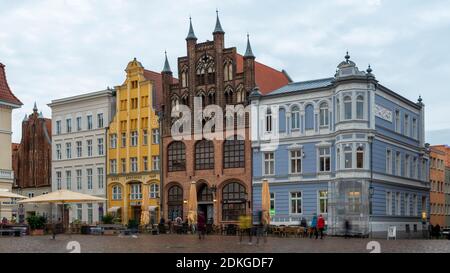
[317,214,325,239]
[310,214,318,239]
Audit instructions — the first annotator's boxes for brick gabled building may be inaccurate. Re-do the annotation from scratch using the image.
[160,13,290,224]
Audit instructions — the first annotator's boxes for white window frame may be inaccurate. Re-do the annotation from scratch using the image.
[130,184,142,200]
[97,168,104,189]
[87,139,93,157]
[76,116,82,131]
[152,156,160,171]
[110,134,117,149]
[356,95,364,120]
[97,138,104,156]
[56,171,62,190]
[152,129,160,144]
[319,102,329,127]
[386,191,392,216]
[66,142,72,159]
[110,159,117,174]
[289,191,303,215]
[263,152,275,176]
[291,106,300,130]
[150,183,159,199]
[97,113,104,128]
[319,147,331,172]
[56,144,62,160]
[87,115,93,130]
[289,150,302,174]
[112,185,122,200]
[344,145,352,169]
[344,96,352,120]
[76,169,82,190]
[66,170,72,190]
[386,149,392,174]
[395,151,401,176]
[76,141,82,158]
[318,190,328,214]
[265,108,272,133]
[66,118,72,133]
[130,157,138,173]
[87,169,93,190]
[56,120,61,135]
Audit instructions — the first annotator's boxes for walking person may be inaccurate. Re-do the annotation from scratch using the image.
[256,210,269,245]
[344,218,351,239]
[197,211,206,240]
[239,213,252,245]
[300,217,308,238]
[317,214,325,239]
[310,214,317,239]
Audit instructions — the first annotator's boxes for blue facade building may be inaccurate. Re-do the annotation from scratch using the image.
[250,53,430,237]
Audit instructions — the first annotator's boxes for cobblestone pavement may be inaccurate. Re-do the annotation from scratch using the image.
[1,234,449,253]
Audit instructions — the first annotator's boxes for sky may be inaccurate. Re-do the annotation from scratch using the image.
[1,0,450,144]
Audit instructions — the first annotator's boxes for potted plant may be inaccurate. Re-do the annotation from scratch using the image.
[102,214,114,225]
[26,215,47,236]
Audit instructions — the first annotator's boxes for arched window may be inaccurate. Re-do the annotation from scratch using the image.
[356,146,364,169]
[181,94,189,107]
[112,185,122,200]
[195,140,214,170]
[171,96,179,110]
[344,96,352,120]
[224,136,245,168]
[291,106,300,130]
[168,141,186,172]
[225,86,233,105]
[207,65,215,84]
[222,182,247,221]
[150,183,159,199]
[236,85,245,103]
[168,185,183,220]
[198,184,213,202]
[266,108,272,132]
[197,91,206,108]
[208,89,216,105]
[356,95,364,119]
[196,54,214,86]
[224,60,233,81]
[279,107,286,133]
[305,104,314,130]
[181,66,188,88]
[130,183,142,200]
[319,102,329,126]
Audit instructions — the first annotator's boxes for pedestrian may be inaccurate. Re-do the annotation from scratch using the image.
[435,224,441,239]
[317,214,325,239]
[300,217,308,237]
[310,214,317,239]
[344,218,351,239]
[256,210,268,245]
[197,211,206,240]
[239,214,252,245]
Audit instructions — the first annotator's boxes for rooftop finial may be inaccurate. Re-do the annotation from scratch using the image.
[418,95,423,104]
[244,33,255,58]
[366,64,373,74]
[33,102,38,113]
[186,16,197,40]
[162,50,172,73]
[213,9,225,34]
[345,51,350,63]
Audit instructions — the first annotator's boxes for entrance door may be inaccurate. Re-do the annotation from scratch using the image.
[198,204,214,224]
[132,206,141,222]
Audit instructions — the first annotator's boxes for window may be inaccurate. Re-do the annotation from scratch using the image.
[405,155,411,178]
[152,129,160,144]
[87,115,93,130]
[152,156,160,171]
[222,182,247,221]
[291,106,300,130]
[143,157,148,171]
[130,157,138,172]
[270,192,275,214]
[413,194,418,216]
[77,204,82,221]
[224,137,245,169]
[344,96,352,120]
[319,147,331,172]
[336,148,340,170]
[66,143,72,159]
[264,152,275,175]
[87,204,93,224]
[87,169,93,190]
[97,168,104,189]
[66,171,72,190]
[150,184,159,199]
[347,191,361,213]
[305,104,314,130]
[110,134,117,149]
[121,133,126,147]
[319,190,328,214]
[395,152,401,176]
[265,108,272,132]
[112,185,122,200]
[56,171,62,190]
[412,118,417,139]
[76,170,82,190]
[356,95,364,119]
[290,192,302,214]
[356,146,364,169]
[131,131,138,147]
[131,98,138,109]
[395,110,400,133]
[344,146,352,169]
[224,88,233,105]
[404,114,409,136]
[386,149,392,174]
[290,150,302,174]
[181,68,188,88]
[130,184,142,200]
[396,192,401,216]
[66,118,72,133]
[195,140,214,170]
[168,185,183,221]
[139,129,147,146]
[110,159,117,174]
[168,141,186,172]
[87,139,93,157]
[97,113,104,128]
[386,192,392,215]
[56,144,62,160]
[76,117,82,131]
[97,138,104,156]
[319,102,329,126]
[121,159,126,173]
[131,80,138,89]
[56,120,61,135]
[224,61,233,81]
[76,141,82,157]
[405,193,410,216]
[336,99,340,122]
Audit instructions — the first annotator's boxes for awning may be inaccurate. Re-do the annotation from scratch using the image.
[148,206,158,211]
[107,206,121,213]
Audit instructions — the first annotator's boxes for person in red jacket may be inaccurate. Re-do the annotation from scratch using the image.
[317,214,325,239]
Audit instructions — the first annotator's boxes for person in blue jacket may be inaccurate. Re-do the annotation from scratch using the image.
[309,214,318,239]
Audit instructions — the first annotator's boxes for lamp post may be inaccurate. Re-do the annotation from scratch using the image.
[368,134,375,238]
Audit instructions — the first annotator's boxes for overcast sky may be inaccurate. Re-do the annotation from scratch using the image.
[1,0,450,144]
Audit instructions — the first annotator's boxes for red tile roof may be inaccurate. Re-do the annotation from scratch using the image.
[0,63,22,106]
[144,69,178,112]
[235,54,290,94]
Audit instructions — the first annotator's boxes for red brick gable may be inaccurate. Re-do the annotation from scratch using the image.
[144,69,178,112]
[0,63,22,106]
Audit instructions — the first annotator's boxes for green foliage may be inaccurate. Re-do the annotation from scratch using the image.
[26,215,47,230]
[127,219,139,229]
[102,214,114,224]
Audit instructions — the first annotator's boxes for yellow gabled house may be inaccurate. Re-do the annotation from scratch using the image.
[107,58,164,225]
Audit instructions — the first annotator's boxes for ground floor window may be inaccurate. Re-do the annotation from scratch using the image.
[87,204,93,224]
[318,190,328,214]
[290,192,302,214]
[76,204,82,221]
[222,182,247,221]
[168,185,183,221]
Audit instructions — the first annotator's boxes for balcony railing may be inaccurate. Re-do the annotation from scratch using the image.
[0,169,13,180]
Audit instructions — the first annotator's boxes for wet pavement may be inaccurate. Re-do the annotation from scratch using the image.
[0,234,449,253]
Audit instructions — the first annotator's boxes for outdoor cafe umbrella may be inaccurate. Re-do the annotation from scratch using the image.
[261,179,271,225]
[187,181,197,226]
[0,189,27,219]
[140,184,150,226]
[18,190,106,231]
